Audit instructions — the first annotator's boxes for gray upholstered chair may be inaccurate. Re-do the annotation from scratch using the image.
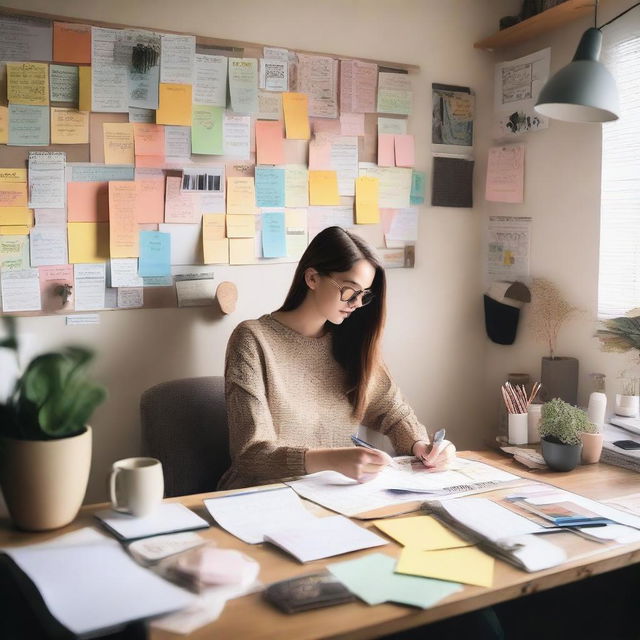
[140,376,230,498]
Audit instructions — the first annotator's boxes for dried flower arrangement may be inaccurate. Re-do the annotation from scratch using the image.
[595,313,640,396]
[529,278,579,359]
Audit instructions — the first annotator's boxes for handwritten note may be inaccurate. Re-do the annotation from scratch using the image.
[133,123,165,166]
[7,62,49,105]
[261,210,286,258]
[190,104,223,155]
[355,177,379,224]
[1,268,41,312]
[91,27,128,112]
[139,230,171,276]
[8,104,49,146]
[228,58,258,114]
[227,177,256,214]
[109,181,139,257]
[223,113,250,158]
[485,144,525,203]
[203,214,228,264]
[156,84,192,127]
[164,176,200,223]
[74,263,106,311]
[103,123,135,165]
[255,167,285,207]
[194,54,227,106]
[160,34,195,85]
[284,165,309,208]
[28,152,66,209]
[30,224,68,266]
[226,214,256,238]
[49,64,78,103]
[339,59,377,114]
[51,108,89,144]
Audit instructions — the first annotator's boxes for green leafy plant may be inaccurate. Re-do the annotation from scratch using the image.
[0,319,106,441]
[538,398,596,446]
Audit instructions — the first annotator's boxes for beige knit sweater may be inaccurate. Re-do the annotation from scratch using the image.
[218,314,427,489]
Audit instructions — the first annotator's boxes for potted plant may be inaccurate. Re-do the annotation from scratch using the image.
[596,313,640,418]
[0,318,106,531]
[529,278,580,405]
[538,398,597,471]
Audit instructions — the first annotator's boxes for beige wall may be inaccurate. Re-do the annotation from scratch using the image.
[483,0,640,435]
[1,0,519,505]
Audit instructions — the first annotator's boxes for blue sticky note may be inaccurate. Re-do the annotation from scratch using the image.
[255,167,285,207]
[8,104,49,146]
[410,170,426,205]
[261,210,286,258]
[139,231,171,277]
[70,165,135,182]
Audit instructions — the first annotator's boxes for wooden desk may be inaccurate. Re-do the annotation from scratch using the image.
[2,451,640,640]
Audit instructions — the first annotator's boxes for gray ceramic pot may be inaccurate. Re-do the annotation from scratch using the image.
[540,357,579,405]
[541,437,582,472]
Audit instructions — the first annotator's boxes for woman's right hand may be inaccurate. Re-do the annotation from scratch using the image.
[304,447,392,483]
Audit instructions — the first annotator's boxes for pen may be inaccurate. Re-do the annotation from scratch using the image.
[350,435,400,468]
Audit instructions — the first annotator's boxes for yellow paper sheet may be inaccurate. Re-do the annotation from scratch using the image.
[0,106,8,144]
[0,169,27,183]
[109,182,139,258]
[226,177,256,214]
[282,92,310,140]
[0,225,29,235]
[203,216,229,265]
[395,546,494,588]
[226,214,256,238]
[67,222,109,263]
[0,207,33,226]
[103,123,135,165]
[156,83,192,127]
[355,176,380,224]
[229,238,257,265]
[7,62,49,105]
[373,516,471,551]
[51,107,89,144]
[308,170,340,206]
[0,183,28,208]
[78,66,91,112]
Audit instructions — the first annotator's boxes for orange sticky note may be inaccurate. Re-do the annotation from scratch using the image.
[103,123,135,165]
[0,106,8,144]
[67,182,109,222]
[0,225,29,235]
[377,133,395,167]
[51,107,89,144]
[78,66,92,113]
[203,214,228,264]
[355,176,380,224]
[67,222,109,263]
[53,22,91,64]
[282,92,310,140]
[109,181,139,258]
[133,123,165,166]
[0,182,28,207]
[308,170,340,206]
[255,120,285,165]
[156,83,193,127]
[394,134,415,168]
[136,177,165,224]
[0,207,33,226]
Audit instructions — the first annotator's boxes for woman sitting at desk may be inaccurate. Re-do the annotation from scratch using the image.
[218,226,455,490]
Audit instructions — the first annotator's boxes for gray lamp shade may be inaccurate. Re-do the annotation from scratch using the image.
[535,28,620,123]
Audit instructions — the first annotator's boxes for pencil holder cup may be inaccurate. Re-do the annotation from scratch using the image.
[508,413,528,445]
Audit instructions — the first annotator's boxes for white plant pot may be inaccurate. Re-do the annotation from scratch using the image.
[615,394,640,418]
[0,426,92,531]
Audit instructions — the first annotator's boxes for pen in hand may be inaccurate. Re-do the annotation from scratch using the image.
[350,435,399,468]
[421,428,447,467]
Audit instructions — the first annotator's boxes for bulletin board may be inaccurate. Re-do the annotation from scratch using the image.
[0,7,423,317]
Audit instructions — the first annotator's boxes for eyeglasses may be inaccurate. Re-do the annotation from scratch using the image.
[325,276,374,307]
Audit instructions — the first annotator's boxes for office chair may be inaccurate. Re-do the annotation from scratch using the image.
[140,376,230,497]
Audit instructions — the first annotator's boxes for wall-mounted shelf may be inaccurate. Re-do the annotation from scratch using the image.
[474,0,601,51]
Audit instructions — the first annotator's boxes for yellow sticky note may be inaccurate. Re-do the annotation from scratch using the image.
[355,176,380,224]
[282,92,310,139]
[0,169,27,183]
[226,177,256,214]
[308,170,340,206]
[67,222,109,263]
[203,214,228,263]
[229,238,257,265]
[0,207,33,226]
[373,516,471,551]
[7,62,49,106]
[78,66,91,112]
[226,214,256,238]
[0,225,29,235]
[0,106,8,144]
[103,123,135,165]
[51,107,89,144]
[156,83,192,126]
[204,238,229,264]
[395,546,495,588]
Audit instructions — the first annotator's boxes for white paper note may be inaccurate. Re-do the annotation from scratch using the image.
[160,34,196,84]
[74,263,106,311]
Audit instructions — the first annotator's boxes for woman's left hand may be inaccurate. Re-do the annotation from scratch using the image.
[412,439,456,469]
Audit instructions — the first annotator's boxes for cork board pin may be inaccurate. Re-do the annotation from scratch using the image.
[216,281,238,314]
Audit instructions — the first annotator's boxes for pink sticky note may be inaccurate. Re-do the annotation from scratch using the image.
[255,120,285,165]
[136,177,165,224]
[377,133,395,167]
[308,139,332,170]
[39,265,74,313]
[67,181,109,222]
[394,134,415,168]
[340,113,365,136]
[380,208,397,235]
[164,176,200,223]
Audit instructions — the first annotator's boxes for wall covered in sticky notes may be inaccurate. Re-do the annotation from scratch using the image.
[0,7,423,317]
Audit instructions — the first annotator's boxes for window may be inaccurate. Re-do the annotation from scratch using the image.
[598,16,640,318]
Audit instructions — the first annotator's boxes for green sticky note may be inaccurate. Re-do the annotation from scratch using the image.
[327,552,462,608]
[410,170,426,205]
[191,104,223,155]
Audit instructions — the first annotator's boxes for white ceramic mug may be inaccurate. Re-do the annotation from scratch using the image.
[508,413,529,445]
[109,457,164,517]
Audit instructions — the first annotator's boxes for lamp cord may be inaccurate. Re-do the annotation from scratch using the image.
[598,1,640,29]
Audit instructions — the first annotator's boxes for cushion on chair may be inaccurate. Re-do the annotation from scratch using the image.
[140,376,229,498]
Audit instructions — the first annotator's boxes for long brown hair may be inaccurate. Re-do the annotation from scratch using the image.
[278,226,386,419]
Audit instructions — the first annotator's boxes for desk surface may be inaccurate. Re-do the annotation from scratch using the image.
[2,451,640,640]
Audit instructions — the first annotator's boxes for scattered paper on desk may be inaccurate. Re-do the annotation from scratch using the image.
[94,503,209,541]
[263,515,387,563]
[328,553,462,608]
[373,515,471,551]
[204,486,317,544]
[396,546,494,588]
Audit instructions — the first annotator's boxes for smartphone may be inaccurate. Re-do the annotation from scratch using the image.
[613,440,640,450]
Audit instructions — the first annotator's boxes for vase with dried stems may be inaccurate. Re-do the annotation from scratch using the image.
[529,278,580,405]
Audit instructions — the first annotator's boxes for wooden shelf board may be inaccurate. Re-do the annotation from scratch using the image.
[474,0,600,51]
